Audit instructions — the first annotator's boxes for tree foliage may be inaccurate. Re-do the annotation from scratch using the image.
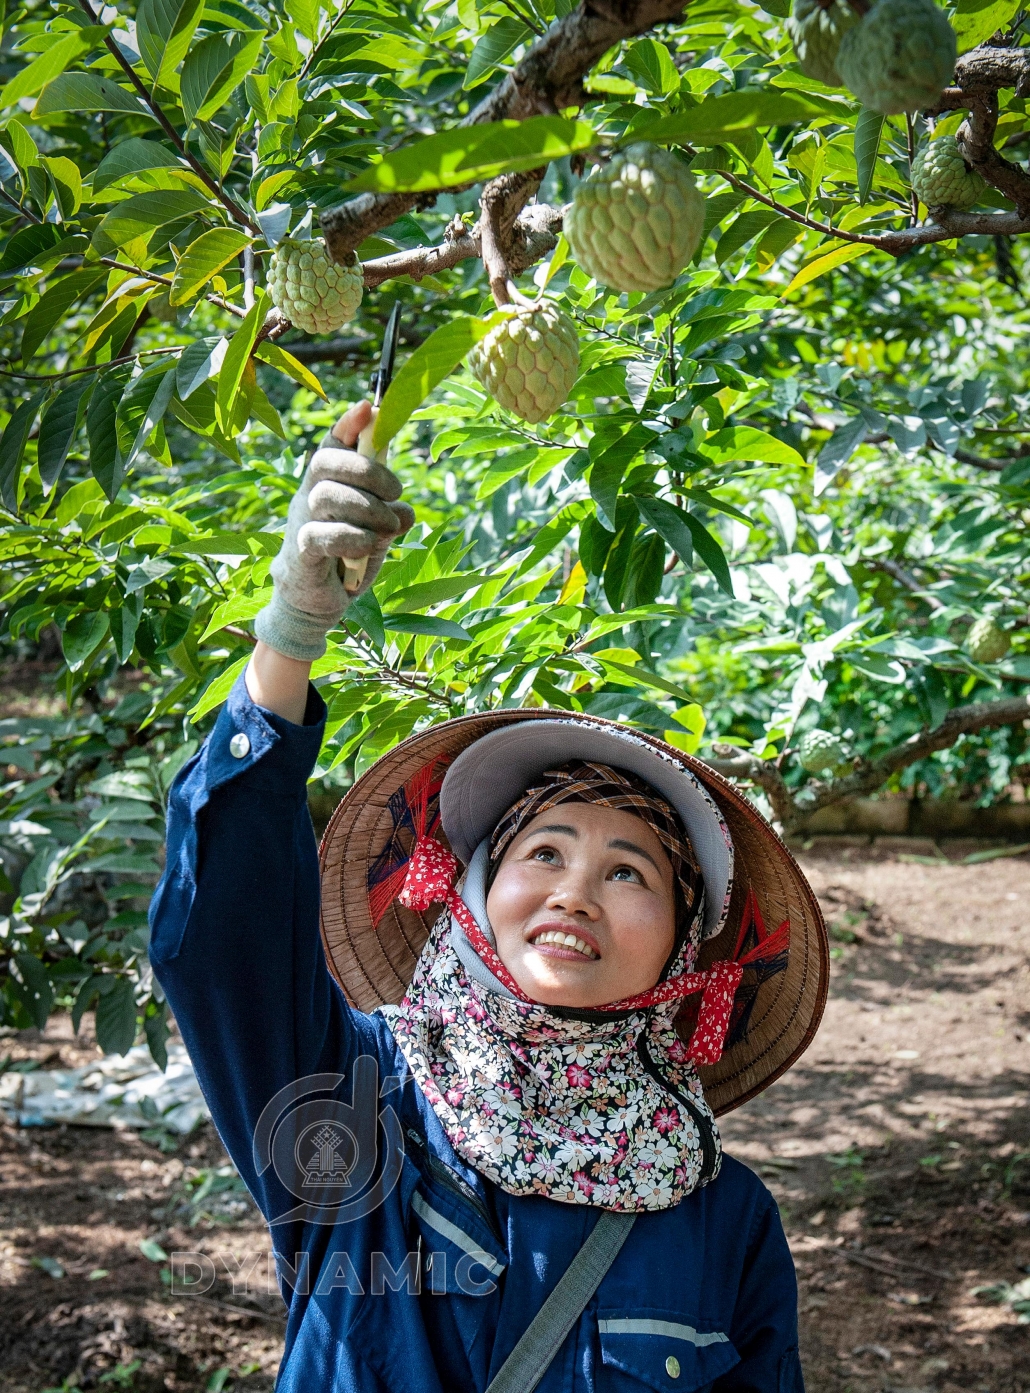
[1,0,1029,1059]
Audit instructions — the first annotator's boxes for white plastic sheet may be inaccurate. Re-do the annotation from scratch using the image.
[0,1043,208,1133]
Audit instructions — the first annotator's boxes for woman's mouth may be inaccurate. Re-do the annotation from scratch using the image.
[528,928,600,961]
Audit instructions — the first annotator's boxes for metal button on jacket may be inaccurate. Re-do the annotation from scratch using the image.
[229,732,250,759]
[665,1355,681,1379]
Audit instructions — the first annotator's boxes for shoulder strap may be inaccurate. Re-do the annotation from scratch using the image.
[484,1210,636,1393]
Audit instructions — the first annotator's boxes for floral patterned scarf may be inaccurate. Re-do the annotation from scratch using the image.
[387,766,729,1211]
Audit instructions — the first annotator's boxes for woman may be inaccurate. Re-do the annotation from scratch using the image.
[150,402,828,1393]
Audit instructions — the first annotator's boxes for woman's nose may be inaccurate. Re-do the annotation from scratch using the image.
[546,872,601,920]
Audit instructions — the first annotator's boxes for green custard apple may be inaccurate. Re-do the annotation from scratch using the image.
[564,142,705,293]
[966,617,1011,664]
[911,136,986,209]
[836,0,956,115]
[797,728,847,775]
[468,300,580,425]
[788,0,862,86]
[267,237,363,335]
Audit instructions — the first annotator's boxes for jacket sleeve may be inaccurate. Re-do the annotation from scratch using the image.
[715,1193,804,1393]
[148,669,362,1220]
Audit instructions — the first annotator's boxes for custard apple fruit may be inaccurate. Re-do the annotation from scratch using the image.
[836,0,956,114]
[564,142,705,293]
[797,729,846,774]
[267,236,363,335]
[788,0,861,86]
[911,136,986,209]
[468,301,579,424]
[966,617,1010,664]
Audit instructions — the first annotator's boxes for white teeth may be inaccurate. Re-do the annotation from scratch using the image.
[532,929,598,959]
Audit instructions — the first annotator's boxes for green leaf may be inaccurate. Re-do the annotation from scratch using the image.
[638,91,833,147]
[783,241,869,295]
[346,588,386,649]
[373,315,499,450]
[588,423,656,530]
[111,600,141,663]
[37,379,92,490]
[95,977,138,1055]
[43,155,81,218]
[0,223,63,273]
[62,610,111,672]
[216,291,268,430]
[343,116,598,195]
[254,342,329,400]
[93,138,181,193]
[384,572,489,611]
[181,29,265,123]
[0,389,46,511]
[94,190,209,251]
[383,614,472,642]
[953,0,1023,51]
[20,268,107,363]
[13,954,53,1030]
[716,208,781,265]
[1,26,109,107]
[634,494,732,593]
[170,228,251,305]
[700,426,806,467]
[633,494,695,567]
[464,17,530,88]
[34,72,148,116]
[136,0,205,86]
[139,1237,169,1263]
[854,107,885,205]
[622,38,680,95]
[118,367,176,469]
[189,654,250,722]
[177,336,228,399]
[86,373,129,501]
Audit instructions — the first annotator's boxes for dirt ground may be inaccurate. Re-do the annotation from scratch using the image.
[2,847,1028,1393]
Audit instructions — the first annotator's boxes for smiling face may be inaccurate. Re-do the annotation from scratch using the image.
[484,801,678,1009]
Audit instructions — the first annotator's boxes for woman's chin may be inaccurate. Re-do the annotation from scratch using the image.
[504,954,612,1009]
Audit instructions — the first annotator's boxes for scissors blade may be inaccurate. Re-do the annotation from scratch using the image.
[373,303,402,406]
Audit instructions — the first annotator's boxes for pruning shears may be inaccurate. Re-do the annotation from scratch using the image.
[341,303,402,595]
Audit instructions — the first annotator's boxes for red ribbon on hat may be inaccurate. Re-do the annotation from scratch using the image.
[396,835,778,1066]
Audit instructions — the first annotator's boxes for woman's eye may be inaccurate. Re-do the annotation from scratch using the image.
[531,846,559,864]
[610,865,642,883]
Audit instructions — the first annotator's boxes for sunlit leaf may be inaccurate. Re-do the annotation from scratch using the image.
[170,228,251,305]
[373,315,500,450]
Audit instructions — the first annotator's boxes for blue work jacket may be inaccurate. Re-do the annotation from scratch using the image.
[149,674,803,1393]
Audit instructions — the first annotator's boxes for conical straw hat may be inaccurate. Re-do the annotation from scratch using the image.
[319,708,828,1115]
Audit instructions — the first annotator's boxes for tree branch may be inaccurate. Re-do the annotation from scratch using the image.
[702,744,796,826]
[480,167,545,305]
[788,694,1030,831]
[320,0,687,260]
[360,200,564,288]
[867,557,946,611]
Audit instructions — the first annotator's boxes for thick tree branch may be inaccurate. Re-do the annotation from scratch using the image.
[360,200,565,288]
[710,696,1030,834]
[320,0,687,260]
[703,744,795,826]
[480,168,545,305]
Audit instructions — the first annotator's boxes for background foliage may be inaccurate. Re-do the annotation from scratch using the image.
[1,0,1029,1063]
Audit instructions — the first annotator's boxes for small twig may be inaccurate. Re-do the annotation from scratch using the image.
[0,185,42,223]
[497,0,545,36]
[906,115,919,224]
[0,346,181,380]
[243,245,256,311]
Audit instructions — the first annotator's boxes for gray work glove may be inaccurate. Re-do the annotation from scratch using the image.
[254,420,414,662]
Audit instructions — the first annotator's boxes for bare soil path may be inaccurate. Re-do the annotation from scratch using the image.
[2,851,1028,1393]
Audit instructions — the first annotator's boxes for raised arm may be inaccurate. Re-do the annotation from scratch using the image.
[148,401,413,1216]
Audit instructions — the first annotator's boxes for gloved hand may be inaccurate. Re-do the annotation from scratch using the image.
[254,401,414,662]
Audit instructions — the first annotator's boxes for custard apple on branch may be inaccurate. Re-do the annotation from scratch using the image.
[787,0,861,87]
[468,300,580,425]
[267,236,363,335]
[966,617,1010,664]
[911,137,986,210]
[564,142,705,293]
[797,728,847,775]
[836,0,956,115]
